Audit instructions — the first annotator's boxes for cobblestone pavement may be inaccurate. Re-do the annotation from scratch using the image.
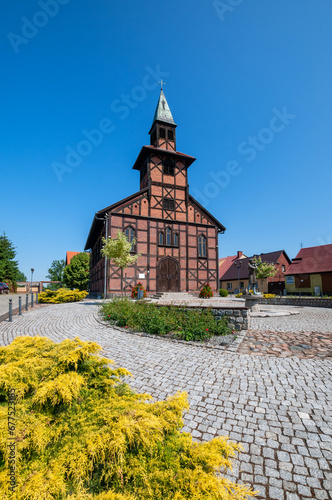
[0,301,331,500]
[237,330,332,359]
[251,306,332,334]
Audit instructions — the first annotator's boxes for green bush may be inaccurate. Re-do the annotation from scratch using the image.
[219,289,229,297]
[0,337,255,499]
[101,299,231,341]
[38,287,88,303]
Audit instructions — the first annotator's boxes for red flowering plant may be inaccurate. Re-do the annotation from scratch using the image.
[199,283,213,299]
[131,282,147,299]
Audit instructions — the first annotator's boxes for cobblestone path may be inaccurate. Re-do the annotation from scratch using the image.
[0,301,331,500]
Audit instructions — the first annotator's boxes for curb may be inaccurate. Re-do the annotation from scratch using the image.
[95,314,248,353]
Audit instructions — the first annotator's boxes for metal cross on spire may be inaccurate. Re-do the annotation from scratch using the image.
[158,79,166,90]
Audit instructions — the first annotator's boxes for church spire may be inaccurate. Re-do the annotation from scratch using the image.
[149,88,177,151]
[152,88,176,126]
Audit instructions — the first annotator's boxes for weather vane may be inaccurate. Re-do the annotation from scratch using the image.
[158,79,166,90]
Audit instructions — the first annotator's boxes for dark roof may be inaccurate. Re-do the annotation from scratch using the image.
[220,250,287,281]
[132,145,196,170]
[189,195,226,232]
[284,244,332,275]
[84,188,149,250]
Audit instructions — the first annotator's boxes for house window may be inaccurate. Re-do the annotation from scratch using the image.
[240,282,244,289]
[227,283,232,290]
[168,129,174,141]
[198,235,206,258]
[166,227,172,246]
[163,198,175,211]
[160,128,166,139]
[282,265,286,273]
[159,232,164,245]
[174,233,179,246]
[125,227,135,252]
[295,274,311,288]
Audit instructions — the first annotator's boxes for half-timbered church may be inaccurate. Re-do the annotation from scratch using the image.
[85,89,226,294]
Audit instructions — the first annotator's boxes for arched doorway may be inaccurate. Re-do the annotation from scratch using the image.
[157,257,180,292]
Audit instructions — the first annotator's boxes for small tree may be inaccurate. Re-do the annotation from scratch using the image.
[63,253,90,291]
[46,259,66,290]
[255,256,277,293]
[101,230,140,295]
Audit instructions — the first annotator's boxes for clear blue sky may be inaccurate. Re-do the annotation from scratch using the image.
[1,0,331,280]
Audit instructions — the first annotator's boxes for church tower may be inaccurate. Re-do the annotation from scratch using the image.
[85,87,225,295]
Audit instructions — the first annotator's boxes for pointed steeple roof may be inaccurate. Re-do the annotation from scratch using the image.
[152,89,176,126]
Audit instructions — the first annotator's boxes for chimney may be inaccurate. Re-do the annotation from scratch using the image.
[237,251,243,259]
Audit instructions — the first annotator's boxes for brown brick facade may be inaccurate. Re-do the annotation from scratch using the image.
[86,90,225,295]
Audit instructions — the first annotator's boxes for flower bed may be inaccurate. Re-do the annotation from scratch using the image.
[101,298,231,341]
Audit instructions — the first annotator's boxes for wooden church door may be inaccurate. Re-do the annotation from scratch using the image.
[157,257,180,292]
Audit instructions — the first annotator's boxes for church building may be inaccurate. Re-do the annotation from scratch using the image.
[85,89,226,294]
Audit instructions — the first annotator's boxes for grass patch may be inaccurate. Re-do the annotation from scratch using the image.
[101,298,231,342]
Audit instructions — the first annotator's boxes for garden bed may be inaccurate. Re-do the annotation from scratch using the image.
[100,298,232,342]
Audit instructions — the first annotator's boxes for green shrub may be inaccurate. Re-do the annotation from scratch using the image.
[38,287,88,303]
[199,283,213,299]
[219,289,229,297]
[0,337,255,499]
[101,299,231,341]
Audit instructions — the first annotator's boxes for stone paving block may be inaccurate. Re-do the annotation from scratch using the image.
[0,300,331,500]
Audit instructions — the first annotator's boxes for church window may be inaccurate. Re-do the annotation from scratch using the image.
[151,130,156,145]
[174,233,179,246]
[163,158,175,176]
[163,198,175,211]
[198,235,206,258]
[166,227,172,246]
[140,162,147,182]
[168,129,174,141]
[160,128,166,139]
[159,232,164,245]
[125,226,135,252]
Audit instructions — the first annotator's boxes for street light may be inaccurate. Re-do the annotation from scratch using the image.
[30,268,34,286]
[234,260,242,294]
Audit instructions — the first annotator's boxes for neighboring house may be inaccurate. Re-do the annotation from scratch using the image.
[219,251,247,289]
[66,251,80,266]
[85,89,225,295]
[284,244,332,295]
[220,250,291,294]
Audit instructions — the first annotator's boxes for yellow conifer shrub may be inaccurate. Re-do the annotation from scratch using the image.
[38,288,88,303]
[0,337,256,500]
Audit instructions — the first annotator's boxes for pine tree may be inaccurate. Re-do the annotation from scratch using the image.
[0,233,20,282]
[63,253,90,291]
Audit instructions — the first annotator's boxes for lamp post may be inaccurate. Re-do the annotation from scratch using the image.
[30,268,34,292]
[234,261,242,294]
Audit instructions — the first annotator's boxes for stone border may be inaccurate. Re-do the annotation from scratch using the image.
[95,313,247,352]
[257,297,332,308]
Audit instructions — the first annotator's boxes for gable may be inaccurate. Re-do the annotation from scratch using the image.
[188,196,226,232]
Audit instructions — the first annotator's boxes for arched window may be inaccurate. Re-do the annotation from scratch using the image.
[174,233,179,247]
[159,232,164,245]
[198,235,206,258]
[125,226,135,252]
[166,227,172,246]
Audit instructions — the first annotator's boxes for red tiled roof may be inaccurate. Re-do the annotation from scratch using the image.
[66,251,80,265]
[219,255,238,276]
[220,251,285,281]
[284,244,332,275]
